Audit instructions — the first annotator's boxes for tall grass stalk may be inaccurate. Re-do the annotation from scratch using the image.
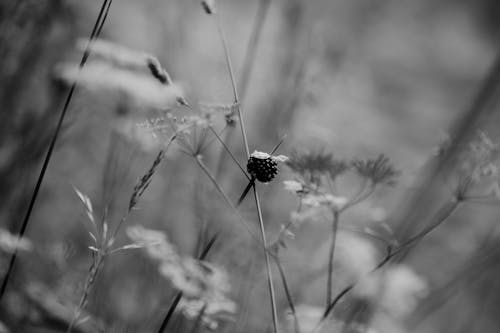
[66,252,105,333]
[212,14,249,158]
[325,210,339,309]
[68,133,174,332]
[215,0,271,179]
[0,0,114,300]
[210,7,280,332]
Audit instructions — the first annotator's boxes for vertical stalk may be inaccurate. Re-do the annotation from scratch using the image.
[0,0,113,301]
[67,252,105,333]
[211,6,279,332]
[214,15,250,158]
[215,0,271,179]
[326,210,339,308]
[253,189,280,332]
[273,255,300,333]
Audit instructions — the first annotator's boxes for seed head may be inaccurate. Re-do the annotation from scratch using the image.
[201,0,216,14]
[247,151,288,183]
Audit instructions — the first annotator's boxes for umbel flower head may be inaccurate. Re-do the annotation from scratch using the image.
[286,150,349,186]
[247,151,288,183]
[351,154,400,186]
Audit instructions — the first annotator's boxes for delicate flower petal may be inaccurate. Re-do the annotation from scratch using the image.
[250,150,271,159]
[272,155,289,163]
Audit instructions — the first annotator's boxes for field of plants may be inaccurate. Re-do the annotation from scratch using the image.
[1,1,500,332]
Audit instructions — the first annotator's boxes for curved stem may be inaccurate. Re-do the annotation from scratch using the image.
[320,197,462,325]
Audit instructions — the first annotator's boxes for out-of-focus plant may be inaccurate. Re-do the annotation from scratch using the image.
[127,225,236,330]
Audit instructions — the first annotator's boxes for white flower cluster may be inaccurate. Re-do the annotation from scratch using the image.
[250,150,289,162]
[126,226,236,329]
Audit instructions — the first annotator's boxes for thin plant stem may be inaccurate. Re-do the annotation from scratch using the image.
[318,197,463,327]
[157,234,218,333]
[0,0,113,301]
[209,126,250,180]
[194,155,262,245]
[379,197,462,266]
[110,135,177,242]
[212,7,279,332]
[215,0,271,180]
[326,210,339,308]
[273,254,300,333]
[66,252,105,333]
[213,14,249,158]
[253,187,280,333]
[237,178,255,206]
[239,0,271,101]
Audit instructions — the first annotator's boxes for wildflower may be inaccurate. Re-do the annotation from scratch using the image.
[170,260,236,329]
[126,226,178,262]
[146,56,173,85]
[199,102,239,126]
[77,38,150,69]
[0,228,32,253]
[351,154,400,185]
[302,193,348,211]
[290,207,328,226]
[286,150,348,186]
[116,118,160,152]
[178,296,236,330]
[57,61,186,110]
[460,131,499,183]
[247,151,288,183]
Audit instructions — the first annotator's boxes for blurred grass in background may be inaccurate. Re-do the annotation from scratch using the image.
[1,0,500,332]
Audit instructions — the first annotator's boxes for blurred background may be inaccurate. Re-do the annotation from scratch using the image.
[1,0,500,332]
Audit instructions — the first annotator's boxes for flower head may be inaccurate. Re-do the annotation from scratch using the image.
[302,193,348,211]
[247,150,288,183]
[286,150,348,186]
[351,154,399,185]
